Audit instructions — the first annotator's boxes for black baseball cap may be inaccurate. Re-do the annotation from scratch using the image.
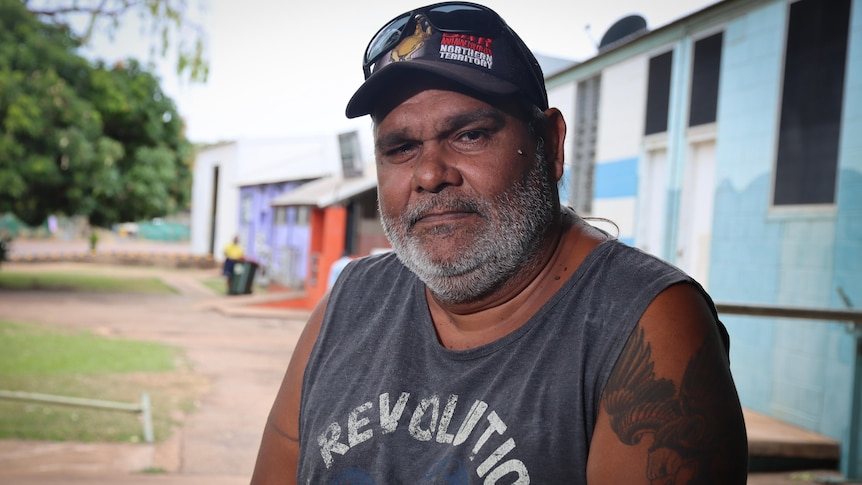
[345,2,548,119]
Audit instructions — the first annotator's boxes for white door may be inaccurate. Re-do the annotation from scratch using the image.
[638,149,668,259]
[676,141,716,287]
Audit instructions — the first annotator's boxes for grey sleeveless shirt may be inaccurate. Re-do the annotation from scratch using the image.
[297,239,724,484]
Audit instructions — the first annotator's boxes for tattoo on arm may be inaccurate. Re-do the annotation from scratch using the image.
[603,326,744,484]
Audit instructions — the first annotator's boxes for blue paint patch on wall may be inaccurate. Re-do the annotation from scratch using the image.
[594,158,639,199]
[712,171,855,443]
[559,167,570,204]
[618,236,634,246]
[835,169,862,305]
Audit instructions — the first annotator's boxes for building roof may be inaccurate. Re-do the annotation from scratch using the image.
[535,52,579,78]
[233,136,342,187]
[270,165,377,208]
[545,0,730,84]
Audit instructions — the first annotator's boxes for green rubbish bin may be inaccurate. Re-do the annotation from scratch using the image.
[228,261,258,295]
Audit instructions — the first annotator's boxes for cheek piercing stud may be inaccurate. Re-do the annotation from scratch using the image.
[517,149,525,156]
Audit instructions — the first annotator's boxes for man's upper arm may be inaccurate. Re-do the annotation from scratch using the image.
[250,297,327,485]
[587,282,748,484]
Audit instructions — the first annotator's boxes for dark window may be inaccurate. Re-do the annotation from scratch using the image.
[689,32,723,127]
[339,131,363,178]
[296,206,310,226]
[645,51,673,135]
[774,0,850,206]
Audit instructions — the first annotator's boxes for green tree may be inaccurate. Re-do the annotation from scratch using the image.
[0,0,192,227]
[25,0,209,83]
[86,59,193,226]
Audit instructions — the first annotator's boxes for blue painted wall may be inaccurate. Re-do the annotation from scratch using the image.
[709,1,862,470]
[555,0,862,472]
[594,158,639,198]
[591,158,638,246]
[835,1,862,474]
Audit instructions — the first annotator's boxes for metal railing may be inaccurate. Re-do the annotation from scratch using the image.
[0,390,153,443]
[714,301,862,480]
[715,302,862,325]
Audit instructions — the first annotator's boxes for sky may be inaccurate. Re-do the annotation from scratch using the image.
[86,0,721,144]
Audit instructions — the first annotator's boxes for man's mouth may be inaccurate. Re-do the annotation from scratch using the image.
[407,198,482,229]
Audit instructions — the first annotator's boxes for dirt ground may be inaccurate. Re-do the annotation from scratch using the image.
[0,261,851,485]
[0,262,309,484]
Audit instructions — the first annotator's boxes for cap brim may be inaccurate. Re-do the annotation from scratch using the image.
[345,60,521,119]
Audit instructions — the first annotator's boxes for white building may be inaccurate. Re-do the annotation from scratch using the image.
[190,136,341,259]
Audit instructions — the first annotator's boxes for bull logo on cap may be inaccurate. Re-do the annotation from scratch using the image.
[390,14,433,63]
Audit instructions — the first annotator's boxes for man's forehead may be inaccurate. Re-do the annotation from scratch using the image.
[369,72,515,122]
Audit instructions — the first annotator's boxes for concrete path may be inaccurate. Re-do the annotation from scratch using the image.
[0,261,851,484]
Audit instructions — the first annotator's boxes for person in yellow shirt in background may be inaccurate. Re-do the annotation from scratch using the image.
[222,236,244,293]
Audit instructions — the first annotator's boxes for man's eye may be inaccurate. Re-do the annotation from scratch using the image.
[452,130,490,151]
[389,144,414,155]
[383,143,417,162]
[459,130,485,142]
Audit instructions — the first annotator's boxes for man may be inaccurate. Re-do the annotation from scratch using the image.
[223,235,244,293]
[252,2,748,484]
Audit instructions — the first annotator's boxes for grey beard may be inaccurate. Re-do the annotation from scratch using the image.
[380,154,557,305]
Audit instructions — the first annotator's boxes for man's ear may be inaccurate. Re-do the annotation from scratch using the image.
[543,108,567,182]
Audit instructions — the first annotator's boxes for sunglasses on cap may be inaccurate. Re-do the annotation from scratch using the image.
[347,1,549,118]
[363,2,506,78]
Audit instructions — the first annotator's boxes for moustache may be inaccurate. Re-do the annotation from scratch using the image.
[404,196,487,229]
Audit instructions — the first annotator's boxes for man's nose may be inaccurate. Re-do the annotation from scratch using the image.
[412,143,463,194]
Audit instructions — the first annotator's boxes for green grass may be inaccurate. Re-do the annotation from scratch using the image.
[0,321,175,375]
[201,276,227,295]
[0,320,207,443]
[0,272,176,294]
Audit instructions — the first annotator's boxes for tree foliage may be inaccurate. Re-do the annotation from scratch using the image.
[25,0,209,83]
[0,0,193,227]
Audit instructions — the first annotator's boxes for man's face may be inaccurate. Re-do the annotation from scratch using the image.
[374,88,557,304]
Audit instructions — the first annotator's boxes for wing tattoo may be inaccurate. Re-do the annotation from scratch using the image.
[603,326,736,484]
